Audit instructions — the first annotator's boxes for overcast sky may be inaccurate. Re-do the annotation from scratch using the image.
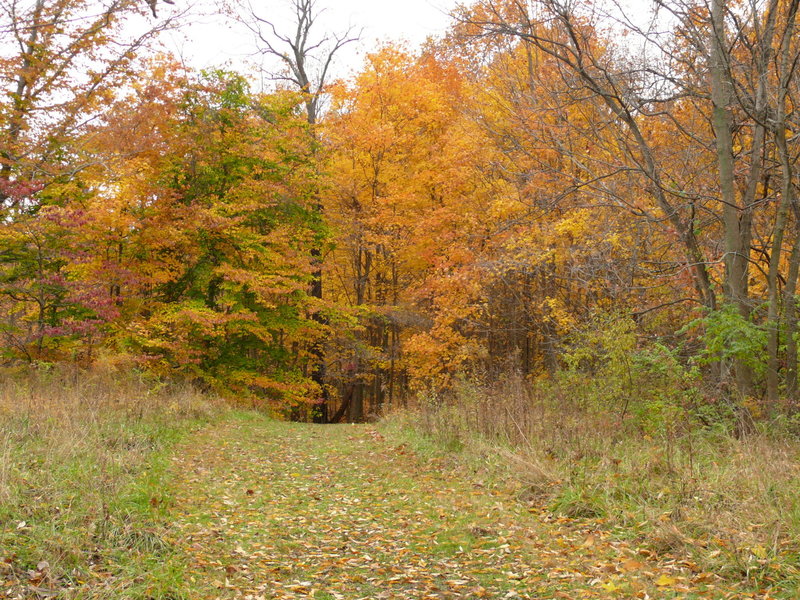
[163,0,461,80]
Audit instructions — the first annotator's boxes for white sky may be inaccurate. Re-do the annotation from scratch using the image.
[163,0,460,81]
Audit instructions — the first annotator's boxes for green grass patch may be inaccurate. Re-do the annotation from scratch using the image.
[0,367,224,599]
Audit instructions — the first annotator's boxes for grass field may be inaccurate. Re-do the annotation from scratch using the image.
[1,368,798,599]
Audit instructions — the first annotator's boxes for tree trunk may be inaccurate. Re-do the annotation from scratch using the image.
[783,231,800,402]
[710,0,753,398]
[769,0,800,408]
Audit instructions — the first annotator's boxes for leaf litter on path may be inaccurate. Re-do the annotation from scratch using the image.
[168,418,776,599]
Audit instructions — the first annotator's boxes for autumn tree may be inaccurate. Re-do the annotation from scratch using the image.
[0,0,179,362]
[89,69,325,407]
[0,0,179,199]
[233,0,358,421]
[325,45,496,413]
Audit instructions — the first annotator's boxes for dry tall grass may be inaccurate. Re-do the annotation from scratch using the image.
[0,364,221,599]
[390,375,800,593]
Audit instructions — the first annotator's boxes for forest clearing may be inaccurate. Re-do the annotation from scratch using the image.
[3,0,800,597]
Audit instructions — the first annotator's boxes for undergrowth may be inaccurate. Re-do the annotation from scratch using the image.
[0,364,223,599]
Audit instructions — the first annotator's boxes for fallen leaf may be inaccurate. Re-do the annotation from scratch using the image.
[655,574,677,586]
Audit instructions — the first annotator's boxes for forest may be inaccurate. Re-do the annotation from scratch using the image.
[5,0,800,424]
[2,0,800,598]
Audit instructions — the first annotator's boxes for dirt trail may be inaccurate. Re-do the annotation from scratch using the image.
[168,415,734,599]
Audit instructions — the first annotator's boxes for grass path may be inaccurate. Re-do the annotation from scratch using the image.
[167,414,748,600]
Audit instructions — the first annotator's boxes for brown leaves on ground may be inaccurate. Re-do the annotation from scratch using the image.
[168,418,777,599]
